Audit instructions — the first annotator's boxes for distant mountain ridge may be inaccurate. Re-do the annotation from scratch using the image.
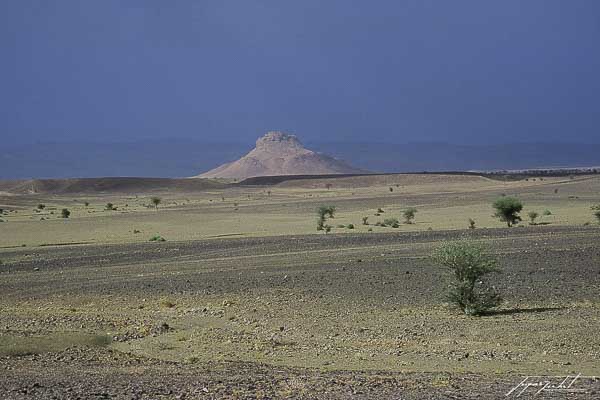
[2,140,600,179]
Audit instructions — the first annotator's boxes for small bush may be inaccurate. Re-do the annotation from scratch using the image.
[468,218,476,229]
[383,217,399,227]
[542,209,552,216]
[347,223,355,229]
[492,197,523,227]
[389,187,393,192]
[431,241,502,316]
[105,203,115,211]
[528,211,539,225]
[149,235,166,242]
[151,197,162,209]
[37,204,46,210]
[317,205,336,231]
[362,216,369,225]
[84,201,90,207]
[403,207,417,224]
[337,224,346,228]
[377,208,384,213]
[61,208,71,218]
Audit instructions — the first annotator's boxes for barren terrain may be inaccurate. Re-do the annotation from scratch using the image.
[1,174,599,398]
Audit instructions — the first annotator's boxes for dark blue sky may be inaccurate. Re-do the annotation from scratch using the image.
[2,1,599,146]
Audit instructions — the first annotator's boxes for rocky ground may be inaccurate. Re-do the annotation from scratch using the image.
[1,226,600,399]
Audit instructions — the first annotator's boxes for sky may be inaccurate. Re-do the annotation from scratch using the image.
[1,0,599,146]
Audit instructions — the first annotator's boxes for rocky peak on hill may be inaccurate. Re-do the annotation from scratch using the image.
[256,131,302,149]
[196,131,366,179]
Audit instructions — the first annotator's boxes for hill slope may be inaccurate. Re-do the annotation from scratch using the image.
[0,177,227,195]
[196,132,366,179]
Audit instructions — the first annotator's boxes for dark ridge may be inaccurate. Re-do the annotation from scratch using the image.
[238,168,600,186]
[0,177,228,195]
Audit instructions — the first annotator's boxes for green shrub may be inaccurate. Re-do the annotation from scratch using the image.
[61,208,71,219]
[317,205,336,231]
[149,235,166,242]
[347,223,355,229]
[151,197,162,209]
[431,241,502,316]
[403,207,417,224]
[528,211,539,225]
[105,203,115,211]
[383,217,399,227]
[468,218,476,229]
[542,209,552,216]
[492,197,523,227]
[362,216,369,225]
[37,204,46,210]
[377,207,384,213]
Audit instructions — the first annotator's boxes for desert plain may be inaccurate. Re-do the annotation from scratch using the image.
[1,173,599,399]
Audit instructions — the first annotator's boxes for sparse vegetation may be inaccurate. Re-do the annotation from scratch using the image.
[316,205,336,231]
[403,207,417,224]
[377,208,384,214]
[61,208,71,218]
[347,223,354,229]
[151,197,162,209]
[492,197,523,227]
[543,209,552,216]
[37,204,46,210]
[149,235,166,242]
[592,204,600,224]
[468,218,476,229]
[383,217,400,228]
[105,203,116,211]
[528,211,539,225]
[362,216,369,225]
[431,241,502,316]
[84,201,90,207]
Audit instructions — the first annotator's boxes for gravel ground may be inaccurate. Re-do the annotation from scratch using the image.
[1,225,599,399]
